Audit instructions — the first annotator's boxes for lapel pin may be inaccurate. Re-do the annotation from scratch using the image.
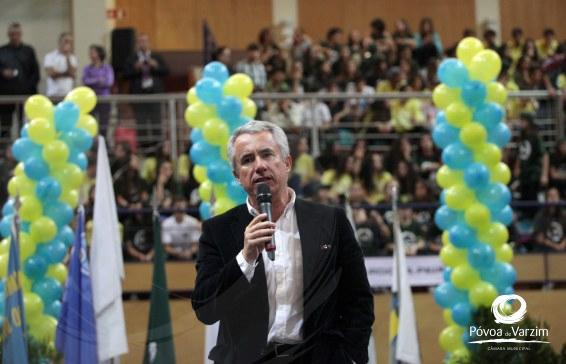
[320,243,331,250]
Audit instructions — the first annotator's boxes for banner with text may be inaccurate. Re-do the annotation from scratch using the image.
[365,256,444,288]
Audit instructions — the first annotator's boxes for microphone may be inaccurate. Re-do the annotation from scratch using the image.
[255,183,275,261]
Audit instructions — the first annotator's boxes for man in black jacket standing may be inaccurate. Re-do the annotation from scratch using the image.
[192,120,374,363]
[0,22,39,150]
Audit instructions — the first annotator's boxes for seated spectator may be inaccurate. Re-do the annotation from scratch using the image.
[258,27,279,63]
[212,46,233,73]
[483,29,502,55]
[504,27,525,74]
[364,152,393,204]
[536,28,559,60]
[415,133,441,181]
[533,187,566,252]
[321,154,355,198]
[348,182,391,256]
[291,27,312,63]
[394,159,417,203]
[288,61,305,93]
[368,18,395,64]
[412,179,442,254]
[265,68,289,93]
[316,139,340,172]
[394,207,427,256]
[292,136,319,195]
[392,19,416,50]
[414,17,442,67]
[522,38,540,63]
[385,135,414,173]
[321,26,344,60]
[310,184,337,206]
[514,112,545,202]
[235,43,267,91]
[115,154,150,208]
[155,160,187,208]
[124,197,154,262]
[387,85,426,133]
[347,30,364,62]
[548,139,566,191]
[396,45,419,78]
[110,141,132,176]
[161,197,201,261]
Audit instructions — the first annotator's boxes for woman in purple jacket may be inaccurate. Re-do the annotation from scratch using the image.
[82,44,114,138]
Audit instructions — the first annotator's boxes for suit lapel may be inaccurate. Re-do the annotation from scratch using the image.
[295,199,321,294]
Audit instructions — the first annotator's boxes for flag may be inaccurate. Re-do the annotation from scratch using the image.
[55,206,99,363]
[143,210,175,364]
[389,191,421,364]
[202,20,217,65]
[91,136,128,362]
[2,210,29,364]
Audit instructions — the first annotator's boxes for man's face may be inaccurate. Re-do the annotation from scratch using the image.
[138,35,150,52]
[232,131,291,200]
[8,26,22,46]
[59,34,73,53]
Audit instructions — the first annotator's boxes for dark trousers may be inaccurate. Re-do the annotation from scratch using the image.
[133,102,162,152]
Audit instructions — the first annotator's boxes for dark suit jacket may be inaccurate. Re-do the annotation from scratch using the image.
[192,199,374,363]
[123,52,169,94]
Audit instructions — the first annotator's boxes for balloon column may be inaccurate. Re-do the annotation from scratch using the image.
[431,38,515,362]
[0,87,98,345]
[185,62,257,218]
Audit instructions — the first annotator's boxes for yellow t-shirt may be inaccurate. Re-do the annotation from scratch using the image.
[293,153,317,184]
[536,39,559,60]
[321,169,353,197]
[390,99,426,132]
[368,171,393,204]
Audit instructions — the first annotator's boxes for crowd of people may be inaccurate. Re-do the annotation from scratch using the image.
[0,19,564,262]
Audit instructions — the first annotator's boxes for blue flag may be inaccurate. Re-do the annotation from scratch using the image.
[2,213,29,364]
[55,206,98,363]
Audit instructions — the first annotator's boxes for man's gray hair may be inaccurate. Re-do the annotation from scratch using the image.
[227,120,290,170]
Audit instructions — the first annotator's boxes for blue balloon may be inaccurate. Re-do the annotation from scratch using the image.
[464,163,490,189]
[477,183,511,211]
[438,59,469,88]
[493,205,513,226]
[32,277,62,305]
[54,100,80,132]
[24,156,49,180]
[24,255,48,279]
[44,201,73,228]
[474,102,505,130]
[227,179,247,203]
[57,225,75,248]
[196,77,223,105]
[488,122,511,148]
[45,300,62,319]
[69,152,88,170]
[501,286,515,295]
[207,160,233,183]
[199,202,212,220]
[434,205,459,230]
[0,215,12,238]
[432,122,460,149]
[443,268,452,282]
[480,262,516,291]
[0,293,4,315]
[2,199,14,216]
[36,176,62,202]
[229,116,250,133]
[468,243,495,269]
[36,239,67,264]
[60,128,93,153]
[452,302,473,326]
[203,61,229,84]
[439,190,447,205]
[442,142,473,170]
[449,223,476,248]
[461,80,487,108]
[218,96,243,123]
[12,137,42,162]
[20,123,29,137]
[20,221,30,233]
[189,141,221,165]
[190,128,203,143]
[434,282,468,308]
[436,111,448,125]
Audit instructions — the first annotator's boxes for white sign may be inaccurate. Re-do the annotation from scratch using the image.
[364,256,444,288]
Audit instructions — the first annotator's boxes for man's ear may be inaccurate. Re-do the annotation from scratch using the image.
[285,155,292,172]
[233,167,239,180]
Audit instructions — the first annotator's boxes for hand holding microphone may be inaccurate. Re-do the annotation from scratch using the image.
[242,183,277,263]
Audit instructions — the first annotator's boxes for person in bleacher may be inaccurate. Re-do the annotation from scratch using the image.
[161,196,201,261]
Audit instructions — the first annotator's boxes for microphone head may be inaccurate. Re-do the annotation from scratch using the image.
[255,182,272,204]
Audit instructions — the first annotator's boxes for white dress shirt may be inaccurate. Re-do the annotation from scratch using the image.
[43,49,77,97]
[236,188,304,344]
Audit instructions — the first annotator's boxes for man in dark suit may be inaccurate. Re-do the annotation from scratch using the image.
[123,33,169,151]
[192,120,374,363]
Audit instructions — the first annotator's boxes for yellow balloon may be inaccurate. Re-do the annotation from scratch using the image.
[77,114,99,137]
[60,188,79,208]
[186,87,199,105]
[496,243,514,263]
[20,274,32,291]
[185,102,216,128]
[24,95,53,120]
[19,232,36,260]
[223,73,254,98]
[29,314,58,342]
[445,102,472,128]
[436,166,463,189]
[28,118,56,145]
[214,197,236,215]
[432,84,461,110]
[439,244,467,268]
[486,82,508,105]
[469,281,498,308]
[474,143,501,167]
[469,49,502,83]
[439,325,465,353]
[193,165,208,184]
[46,263,68,284]
[241,97,257,118]
[460,122,487,149]
[42,140,70,167]
[451,263,480,289]
[198,180,213,202]
[220,145,229,161]
[54,163,84,189]
[443,309,455,325]
[20,195,43,221]
[14,163,25,177]
[0,239,9,255]
[30,216,57,243]
[442,231,451,246]
[450,348,471,363]
[464,203,491,230]
[445,184,475,211]
[0,254,7,278]
[24,292,44,321]
[490,162,511,184]
[456,37,484,66]
[8,175,36,197]
[65,86,97,114]
[478,222,508,247]
[202,118,229,146]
